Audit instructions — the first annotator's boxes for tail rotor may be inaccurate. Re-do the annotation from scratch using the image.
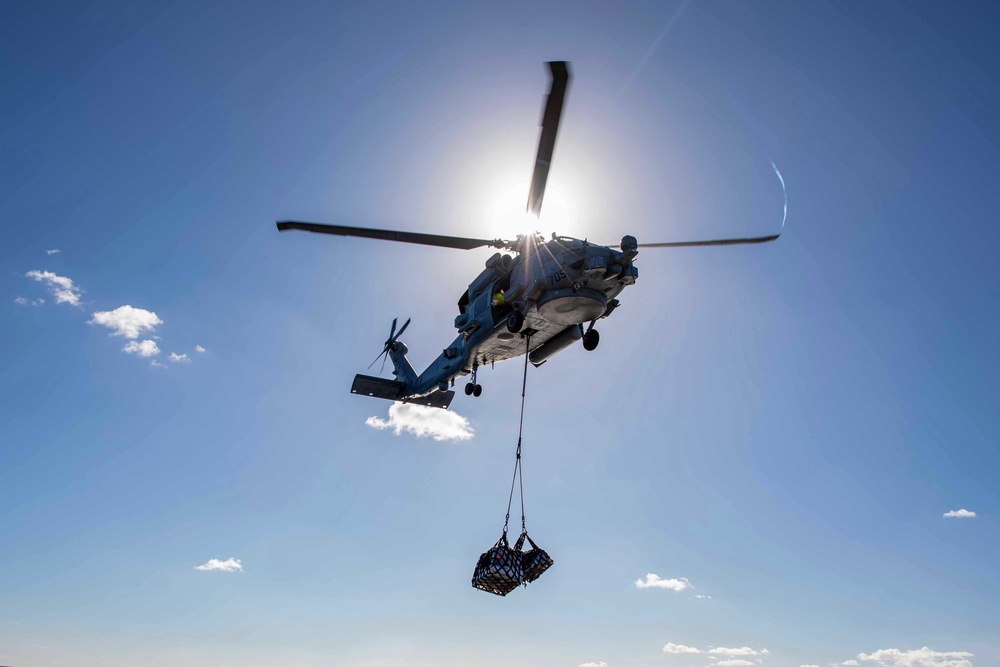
[368,317,411,374]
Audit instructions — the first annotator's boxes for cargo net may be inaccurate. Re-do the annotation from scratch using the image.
[472,336,553,596]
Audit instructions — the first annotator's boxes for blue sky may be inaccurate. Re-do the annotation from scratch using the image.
[2,1,998,666]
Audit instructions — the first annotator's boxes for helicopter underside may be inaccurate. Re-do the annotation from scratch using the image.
[535,287,607,325]
[464,288,616,370]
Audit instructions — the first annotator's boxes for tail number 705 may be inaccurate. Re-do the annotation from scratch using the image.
[546,269,567,286]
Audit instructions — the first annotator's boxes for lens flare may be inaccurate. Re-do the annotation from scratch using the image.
[770,160,787,230]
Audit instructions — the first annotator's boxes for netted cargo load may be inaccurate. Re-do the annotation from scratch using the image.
[472,534,524,596]
[515,531,553,584]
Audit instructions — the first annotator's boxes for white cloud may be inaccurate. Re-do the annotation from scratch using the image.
[15,296,45,306]
[25,270,82,306]
[709,648,769,657]
[716,661,755,667]
[123,340,160,358]
[151,360,166,368]
[858,647,973,667]
[579,662,608,667]
[169,352,191,363]
[90,305,162,339]
[943,509,976,519]
[664,644,701,654]
[800,664,821,667]
[365,402,473,442]
[694,594,712,599]
[195,345,207,353]
[635,573,690,591]
[194,557,243,573]
[843,661,859,666]
[46,248,60,255]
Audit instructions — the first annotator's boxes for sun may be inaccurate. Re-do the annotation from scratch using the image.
[485,173,575,242]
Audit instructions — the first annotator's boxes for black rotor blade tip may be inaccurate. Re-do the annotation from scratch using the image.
[547,61,570,80]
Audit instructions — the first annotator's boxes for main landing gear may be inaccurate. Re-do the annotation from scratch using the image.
[506,310,524,333]
[465,364,483,397]
[582,322,600,351]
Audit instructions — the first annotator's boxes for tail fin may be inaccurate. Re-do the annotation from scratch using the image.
[370,318,418,384]
[387,341,418,385]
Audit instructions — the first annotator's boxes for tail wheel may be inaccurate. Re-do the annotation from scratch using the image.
[506,310,524,333]
[583,329,600,351]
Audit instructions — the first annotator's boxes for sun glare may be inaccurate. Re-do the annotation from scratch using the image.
[486,174,576,241]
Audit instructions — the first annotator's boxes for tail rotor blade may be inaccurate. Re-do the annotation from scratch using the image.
[395,317,411,340]
[527,61,570,218]
[368,349,387,370]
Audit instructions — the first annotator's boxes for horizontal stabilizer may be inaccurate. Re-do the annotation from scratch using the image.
[351,375,455,410]
[352,374,405,400]
[404,391,455,410]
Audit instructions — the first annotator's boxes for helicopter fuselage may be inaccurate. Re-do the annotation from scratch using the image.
[352,234,639,408]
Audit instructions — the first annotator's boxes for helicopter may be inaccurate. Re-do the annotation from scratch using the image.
[278,61,780,409]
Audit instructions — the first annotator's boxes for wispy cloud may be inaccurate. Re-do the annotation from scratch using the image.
[46,249,60,255]
[17,268,202,370]
[800,664,821,667]
[716,661,755,667]
[664,644,701,654]
[694,594,712,600]
[123,340,160,358]
[943,509,976,519]
[90,305,162,339]
[635,573,690,591]
[194,557,243,573]
[366,403,473,442]
[842,661,859,666]
[857,647,972,667]
[709,648,769,657]
[25,270,83,306]
[579,662,608,667]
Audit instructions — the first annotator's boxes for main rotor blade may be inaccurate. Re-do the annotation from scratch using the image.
[527,61,570,218]
[277,221,503,251]
[636,233,781,248]
[388,317,397,342]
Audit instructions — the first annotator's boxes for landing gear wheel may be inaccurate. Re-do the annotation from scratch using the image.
[506,310,524,333]
[473,384,483,398]
[465,383,474,396]
[583,329,600,351]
